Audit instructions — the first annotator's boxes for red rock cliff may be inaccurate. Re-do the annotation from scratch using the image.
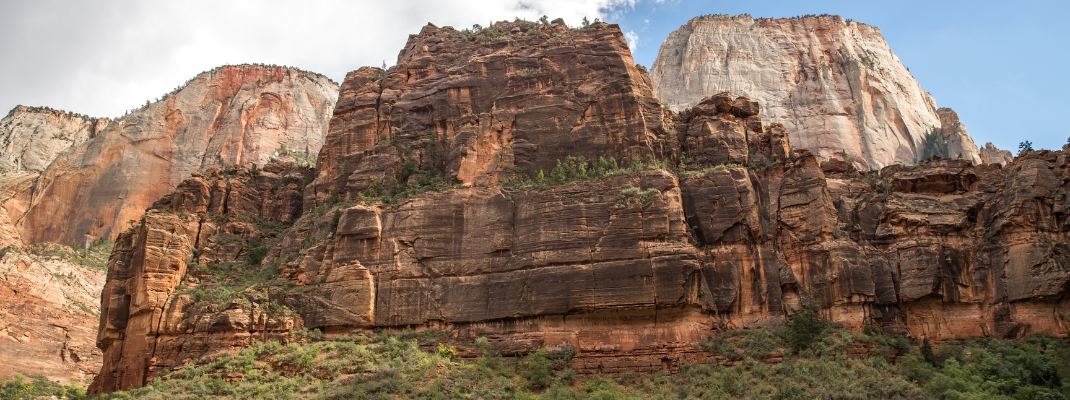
[307,19,671,206]
[3,65,338,246]
[90,21,1070,394]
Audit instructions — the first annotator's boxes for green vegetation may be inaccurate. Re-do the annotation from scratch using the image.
[96,330,576,399]
[20,240,115,271]
[182,255,293,309]
[504,154,669,188]
[678,163,745,178]
[614,186,660,210]
[354,173,455,208]
[178,215,299,309]
[920,127,950,161]
[1020,140,1035,155]
[41,321,1059,400]
[6,321,1069,399]
[274,143,317,168]
[0,374,87,399]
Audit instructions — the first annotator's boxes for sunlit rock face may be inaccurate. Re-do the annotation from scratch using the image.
[1,65,337,246]
[0,65,336,386]
[651,14,982,170]
[0,249,106,385]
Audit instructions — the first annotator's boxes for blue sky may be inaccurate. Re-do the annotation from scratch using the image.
[606,0,1070,153]
[1,0,1066,154]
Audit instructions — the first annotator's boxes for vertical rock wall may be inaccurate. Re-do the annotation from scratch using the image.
[651,14,982,169]
[1,65,338,246]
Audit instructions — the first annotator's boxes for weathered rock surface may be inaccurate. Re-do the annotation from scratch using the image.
[980,142,1014,166]
[90,21,1070,394]
[0,106,109,247]
[91,162,310,393]
[0,106,105,176]
[936,108,981,163]
[307,20,671,207]
[0,247,105,384]
[650,14,982,169]
[3,65,338,246]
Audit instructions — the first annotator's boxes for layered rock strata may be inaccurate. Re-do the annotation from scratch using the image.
[0,247,105,384]
[650,14,982,169]
[91,21,1070,394]
[307,19,671,206]
[91,162,310,393]
[1,65,338,246]
[0,106,108,247]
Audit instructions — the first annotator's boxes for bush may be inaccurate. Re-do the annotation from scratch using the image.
[106,322,1070,400]
[786,306,830,354]
[329,209,342,233]
[0,374,86,399]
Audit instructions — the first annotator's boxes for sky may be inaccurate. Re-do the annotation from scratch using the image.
[1,0,1066,152]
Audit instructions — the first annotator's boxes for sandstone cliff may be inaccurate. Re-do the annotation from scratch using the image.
[0,245,107,385]
[91,21,1070,394]
[980,142,1014,166]
[0,65,337,386]
[0,106,108,247]
[307,19,670,207]
[650,14,982,169]
[1,65,338,246]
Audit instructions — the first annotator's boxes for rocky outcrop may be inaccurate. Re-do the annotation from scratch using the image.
[936,108,981,162]
[980,142,1014,166]
[0,247,105,384]
[2,65,338,246]
[307,19,671,207]
[90,21,1070,394]
[0,106,105,176]
[91,162,310,393]
[0,65,335,388]
[677,92,791,167]
[0,106,109,247]
[650,14,982,169]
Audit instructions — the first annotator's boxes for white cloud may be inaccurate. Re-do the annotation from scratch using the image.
[0,0,635,118]
[624,30,640,52]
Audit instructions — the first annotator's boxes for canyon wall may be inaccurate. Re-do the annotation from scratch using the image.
[0,65,338,247]
[91,20,1069,394]
[0,107,108,247]
[307,19,670,206]
[0,248,105,385]
[650,15,981,170]
[0,65,337,385]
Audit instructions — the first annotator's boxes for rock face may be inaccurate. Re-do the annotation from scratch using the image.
[91,162,310,393]
[90,21,1070,394]
[0,106,105,176]
[0,65,336,387]
[307,19,670,206]
[980,142,1014,166]
[0,247,105,384]
[936,108,981,162]
[0,106,108,247]
[650,14,982,169]
[1,65,338,246]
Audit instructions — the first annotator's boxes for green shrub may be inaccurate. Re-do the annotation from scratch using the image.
[0,374,87,399]
[786,306,830,354]
[329,209,342,233]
